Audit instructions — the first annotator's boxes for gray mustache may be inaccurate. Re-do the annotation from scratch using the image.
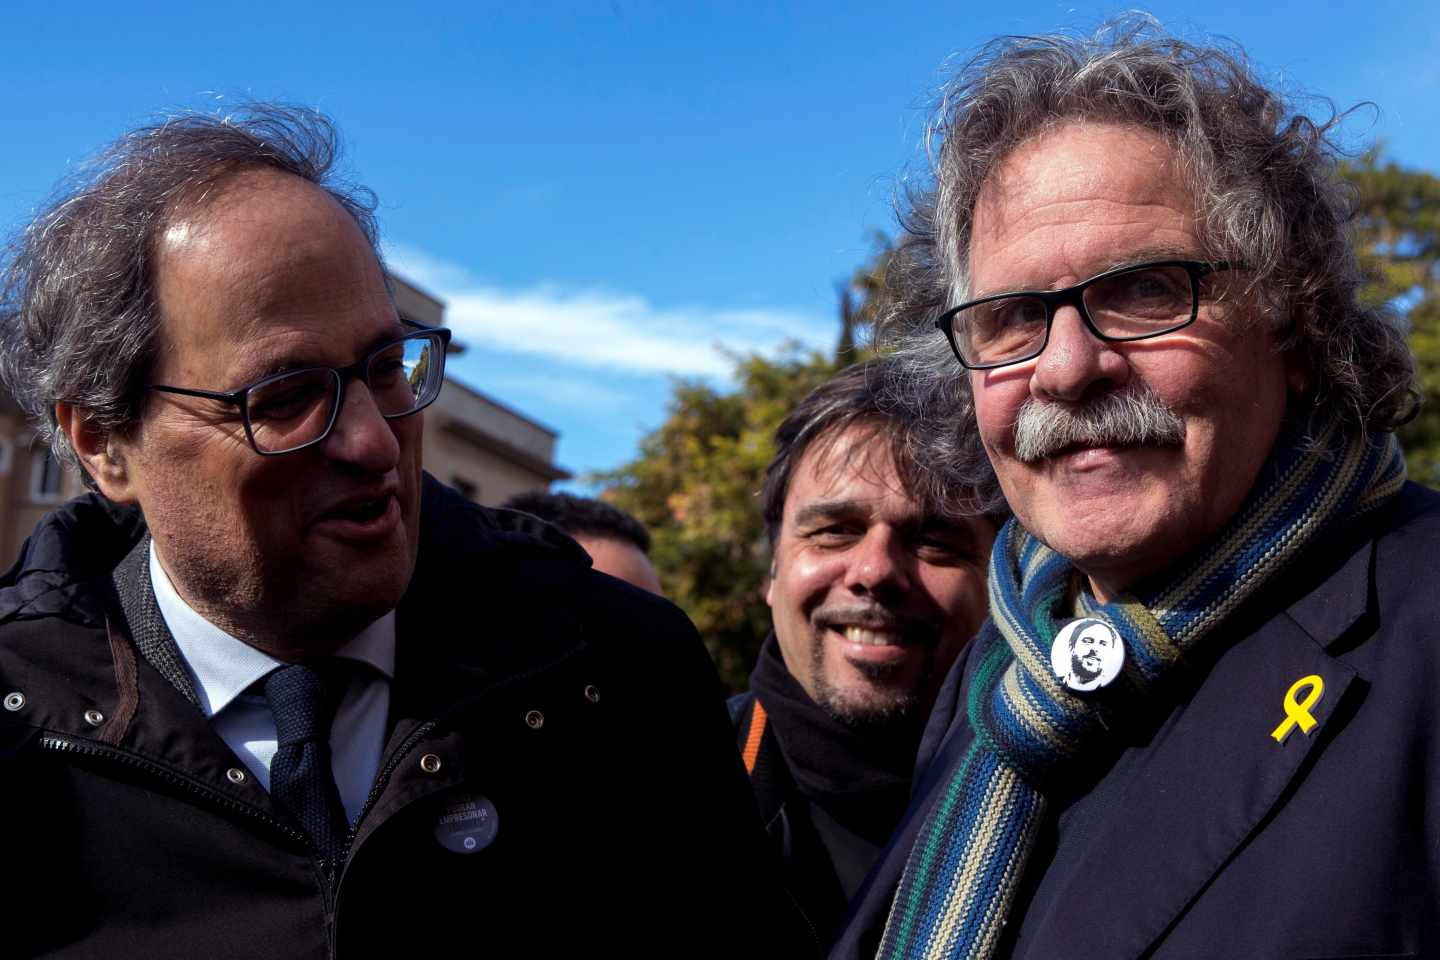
[1013,387,1186,463]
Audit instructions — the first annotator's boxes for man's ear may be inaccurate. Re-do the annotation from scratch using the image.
[763,557,777,608]
[54,402,138,504]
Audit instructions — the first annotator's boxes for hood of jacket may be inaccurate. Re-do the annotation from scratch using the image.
[0,493,145,629]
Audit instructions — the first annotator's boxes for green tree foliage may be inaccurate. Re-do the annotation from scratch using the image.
[597,349,838,690]
[596,239,896,692]
[1341,151,1440,484]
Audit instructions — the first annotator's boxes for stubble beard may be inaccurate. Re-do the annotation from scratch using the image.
[1070,651,1102,683]
[809,636,929,732]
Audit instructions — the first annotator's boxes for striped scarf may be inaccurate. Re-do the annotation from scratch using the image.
[876,427,1407,960]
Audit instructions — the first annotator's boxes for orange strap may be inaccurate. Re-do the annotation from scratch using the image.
[741,699,768,776]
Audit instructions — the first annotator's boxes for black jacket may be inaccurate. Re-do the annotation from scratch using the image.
[0,476,808,958]
[732,634,918,953]
[833,481,1440,959]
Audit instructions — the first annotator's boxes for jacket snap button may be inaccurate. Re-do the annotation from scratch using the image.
[83,709,105,727]
[420,753,443,774]
[226,767,247,785]
[584,685,600,703]
[3,692,23,711]
[524,710,545,730]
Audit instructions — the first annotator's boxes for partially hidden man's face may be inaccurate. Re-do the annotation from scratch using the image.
[967,121,1298,600]
[765,425,996,726]
[82,169,423,657]
[1070,625,1114,681]
[574,535,664,596]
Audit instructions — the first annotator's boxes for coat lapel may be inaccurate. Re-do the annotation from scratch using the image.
[111,534,202,708]
[1015,542,1373,960]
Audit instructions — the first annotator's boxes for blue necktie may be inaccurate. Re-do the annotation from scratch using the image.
[264,662,350,862]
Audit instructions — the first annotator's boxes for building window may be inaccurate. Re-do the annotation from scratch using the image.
[30,448,66,503]
[451,476,478,502]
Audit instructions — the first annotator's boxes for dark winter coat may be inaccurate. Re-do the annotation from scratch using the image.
[0,476,808,958]
[732,634,918,953]
[833,481,1440,959]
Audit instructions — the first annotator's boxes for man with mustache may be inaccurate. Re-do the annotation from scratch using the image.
[0,105,805,958]
[833,19,1438,960]
[732,358,1001,948]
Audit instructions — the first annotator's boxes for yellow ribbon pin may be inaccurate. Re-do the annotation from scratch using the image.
[1270,674,1325,743]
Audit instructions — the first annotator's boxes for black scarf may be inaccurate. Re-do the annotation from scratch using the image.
[749,632,919,846]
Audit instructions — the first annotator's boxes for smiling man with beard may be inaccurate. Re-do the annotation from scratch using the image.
[833,19,1440,960]
[730,358,1001,948]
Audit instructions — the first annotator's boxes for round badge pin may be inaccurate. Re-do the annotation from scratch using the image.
[1050,617,1125,693]
[432,794,500,854]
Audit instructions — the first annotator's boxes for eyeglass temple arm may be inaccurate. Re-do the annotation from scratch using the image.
[149,383,244,404]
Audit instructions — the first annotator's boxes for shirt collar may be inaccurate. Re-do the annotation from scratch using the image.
[149,540,396,718]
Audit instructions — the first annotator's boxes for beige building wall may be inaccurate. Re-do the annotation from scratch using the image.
[422,376,569,506]
[0,407,89,564]
[392,272,570,505]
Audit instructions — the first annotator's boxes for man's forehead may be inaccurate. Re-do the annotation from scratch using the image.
[151,168,396,382]
[794,426,905,500]
[786,425,956,531]
[976,120,1185,208]
[969,121,1197,288]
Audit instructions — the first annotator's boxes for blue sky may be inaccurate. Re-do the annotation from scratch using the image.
[3,2,1436,491]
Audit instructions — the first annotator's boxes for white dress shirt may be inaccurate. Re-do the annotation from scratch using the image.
[150,542,395,824]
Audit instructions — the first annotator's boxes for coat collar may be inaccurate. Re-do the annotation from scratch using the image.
[0,475,599,769]
[389,474,595,721]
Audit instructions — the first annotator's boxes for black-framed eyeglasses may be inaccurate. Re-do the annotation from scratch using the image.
[149,327,452,455]
[934,260,1240,370]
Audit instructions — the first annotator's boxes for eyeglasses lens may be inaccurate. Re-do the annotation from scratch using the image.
[957,296,1048,366]
[247,369,341,454]
[242,334,444,454]
[1083,265,1195,337]
[368,335,440,416]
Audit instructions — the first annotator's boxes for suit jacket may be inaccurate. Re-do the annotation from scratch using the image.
[0,475,811,958]
[834,481,1440,960]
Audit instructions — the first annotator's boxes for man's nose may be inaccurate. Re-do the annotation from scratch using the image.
[1029,304,1131,403]
[842,528,910,600]
[321,379,402,472]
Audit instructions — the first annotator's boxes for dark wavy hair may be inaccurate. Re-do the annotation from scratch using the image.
[0,103,381,483]
[502,491,654,554]
[882,16,1416,491]
[762,355,1004,545]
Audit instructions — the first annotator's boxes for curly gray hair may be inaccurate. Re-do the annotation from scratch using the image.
[0,103,381,482]
[882,16,1416,491]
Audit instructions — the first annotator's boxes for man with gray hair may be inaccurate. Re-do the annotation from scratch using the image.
[834,19,1437,959]
[0,105,804,958]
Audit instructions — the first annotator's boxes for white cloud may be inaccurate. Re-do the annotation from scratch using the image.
[468,370,639,421]
[384,244,831,378]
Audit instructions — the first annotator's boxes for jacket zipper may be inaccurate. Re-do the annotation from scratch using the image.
[331,641,592,935]
[39,734,308,846]
[785,883,824,958]
[340,718,439,855]
[41,734,351,956]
